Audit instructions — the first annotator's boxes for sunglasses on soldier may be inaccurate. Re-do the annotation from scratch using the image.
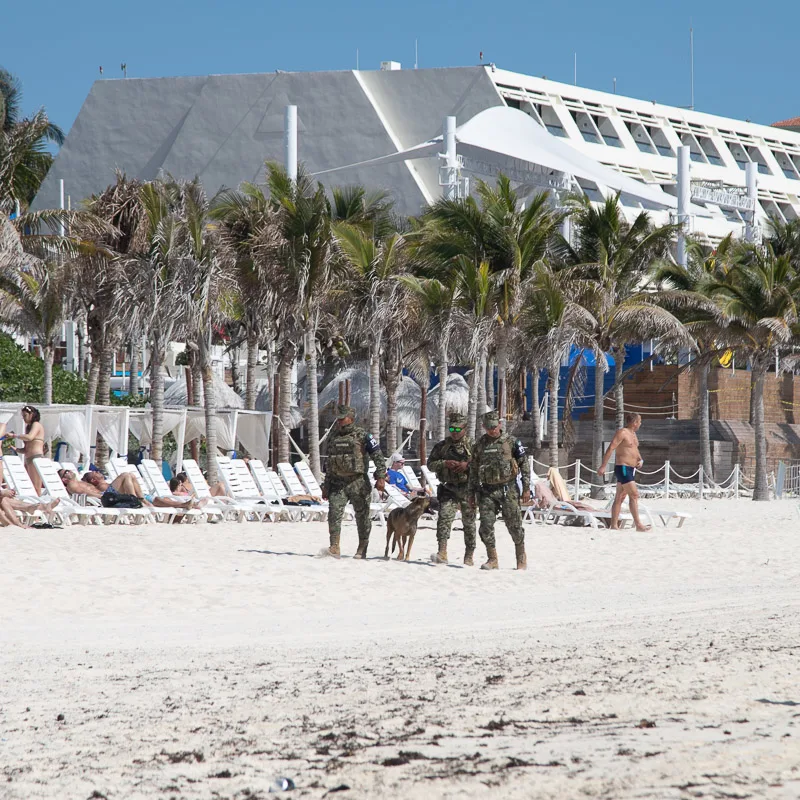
[448,426,463,433]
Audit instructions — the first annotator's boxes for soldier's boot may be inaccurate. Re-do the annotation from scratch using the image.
[463,548,475,567]
[430,540,448,564]
[480,547,499,570]
[514,541,527,571]
[354,537,369,559]
[327,532,341,558]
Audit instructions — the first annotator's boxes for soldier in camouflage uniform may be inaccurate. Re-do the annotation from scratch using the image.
[469,410,531,570]
[322,405,387,559]
[428,411,478,566]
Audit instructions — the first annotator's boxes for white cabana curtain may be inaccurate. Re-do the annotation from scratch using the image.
[235,411,272,462]
[185,410,235,451]
[91,409,129,456]
[130,409,185,446]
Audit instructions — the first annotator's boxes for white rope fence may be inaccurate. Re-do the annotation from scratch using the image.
[529,456,745,500]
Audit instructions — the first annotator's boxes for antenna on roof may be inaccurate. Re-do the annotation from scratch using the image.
[689,25,695,110]
[613,76,617,94]
[121,63,127,78]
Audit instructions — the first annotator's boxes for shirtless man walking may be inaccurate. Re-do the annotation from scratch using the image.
[598,412,651,531]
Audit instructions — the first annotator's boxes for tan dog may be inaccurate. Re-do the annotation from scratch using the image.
[384,496,431,561]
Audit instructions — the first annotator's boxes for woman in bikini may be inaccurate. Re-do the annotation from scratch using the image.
[8,406,46,495]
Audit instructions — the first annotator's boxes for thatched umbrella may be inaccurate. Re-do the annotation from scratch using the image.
[255,384,303,428]
[319,370,472,432]
[164,373,244,409]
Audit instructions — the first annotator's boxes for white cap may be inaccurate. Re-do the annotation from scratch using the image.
[390,452,405,463]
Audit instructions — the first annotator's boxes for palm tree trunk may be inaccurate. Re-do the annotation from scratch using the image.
[548,359,560,467]
[129,340,140,398]
[532,365,541,450]
[277,347,294,464]
[186,366,200,462]
[86,358,100,404]
[699,359,713,482]
[150,349,165,464]
[592,356,606,499]
[476,350,488,434]
[495,327,508,417]
[467,363,478,442]
[94,341,115,468]
[77,316,87,379]
[42,344,54,405]
[368,341,381,436]
[419,384,428,466]
[305,323,321,479]
[752,362,769,501]
[614,346,625,430]
[436,339,449,441]
[486,358,495,409]
[385,369,401,455]
[201,353,219,485]
[245,330,259,410]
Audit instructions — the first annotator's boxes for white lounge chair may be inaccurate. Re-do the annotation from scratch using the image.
[34,457,120,525]
[603,496,691,528]
[181,459,263,522]
[401,465,424,492]
[1,455,62,526]
[420,465,440,493]
[139,459,218,523]
[275,462,329,521]
[384,483,411,509]
[247,460,304,522]
[215,456,276,522]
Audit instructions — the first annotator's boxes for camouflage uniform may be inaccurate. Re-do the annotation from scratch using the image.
[428,412,477,565]
[469,410,530,570]
[323,405,386,558]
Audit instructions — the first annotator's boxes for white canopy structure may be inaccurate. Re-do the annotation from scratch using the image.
[314,106,709,216]
[0,403,130,464]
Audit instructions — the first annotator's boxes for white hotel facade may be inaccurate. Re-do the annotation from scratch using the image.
[35,64,800,246]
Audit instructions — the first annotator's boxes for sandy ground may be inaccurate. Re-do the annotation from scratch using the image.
[1,498,799,799]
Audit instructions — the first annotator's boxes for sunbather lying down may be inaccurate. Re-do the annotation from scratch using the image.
[58,469,208,511]
[0,487,60,527]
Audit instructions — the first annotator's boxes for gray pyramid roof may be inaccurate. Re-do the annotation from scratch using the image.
[33,66,504,216]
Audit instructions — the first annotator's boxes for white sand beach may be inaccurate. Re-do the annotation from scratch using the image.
[2,499,799,799]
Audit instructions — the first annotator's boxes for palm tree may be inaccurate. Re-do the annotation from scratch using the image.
[117,179,188,463]
[415,176,561,427]
[211,182,279,410]
[709,245,800,500]
[521,262,596,466]
[333,222,409,440]
[257,164,339,477]
[0,68,64,211]
[175,179,230,484]
[562,195,686,485]
[652,236,734,481]
[0,218,73,403]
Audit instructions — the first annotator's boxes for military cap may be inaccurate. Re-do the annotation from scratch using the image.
[336,404,356,419]
[448,411,468,426]
[482,410,501,428]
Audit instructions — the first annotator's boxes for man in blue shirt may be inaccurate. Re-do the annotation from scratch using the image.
[387,452,412,496]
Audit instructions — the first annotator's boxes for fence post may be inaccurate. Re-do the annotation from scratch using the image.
[574,459,581,499]
[698,464,704,500]
[664,460,670,499]
[734,463,739,499]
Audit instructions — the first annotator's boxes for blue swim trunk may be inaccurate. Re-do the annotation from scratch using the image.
[614,465,636,484]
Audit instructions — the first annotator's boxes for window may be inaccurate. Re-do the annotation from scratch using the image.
[505,97,521,109]
[541,107,566,137]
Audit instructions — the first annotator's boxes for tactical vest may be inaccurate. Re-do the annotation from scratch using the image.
[439,438,472,485]
[477,435,519,486]
[327,426,364,478]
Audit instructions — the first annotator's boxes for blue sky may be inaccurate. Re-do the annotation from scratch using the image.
[4,0,799,138]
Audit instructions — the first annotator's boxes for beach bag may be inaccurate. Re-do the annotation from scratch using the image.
[101,489,142,509]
